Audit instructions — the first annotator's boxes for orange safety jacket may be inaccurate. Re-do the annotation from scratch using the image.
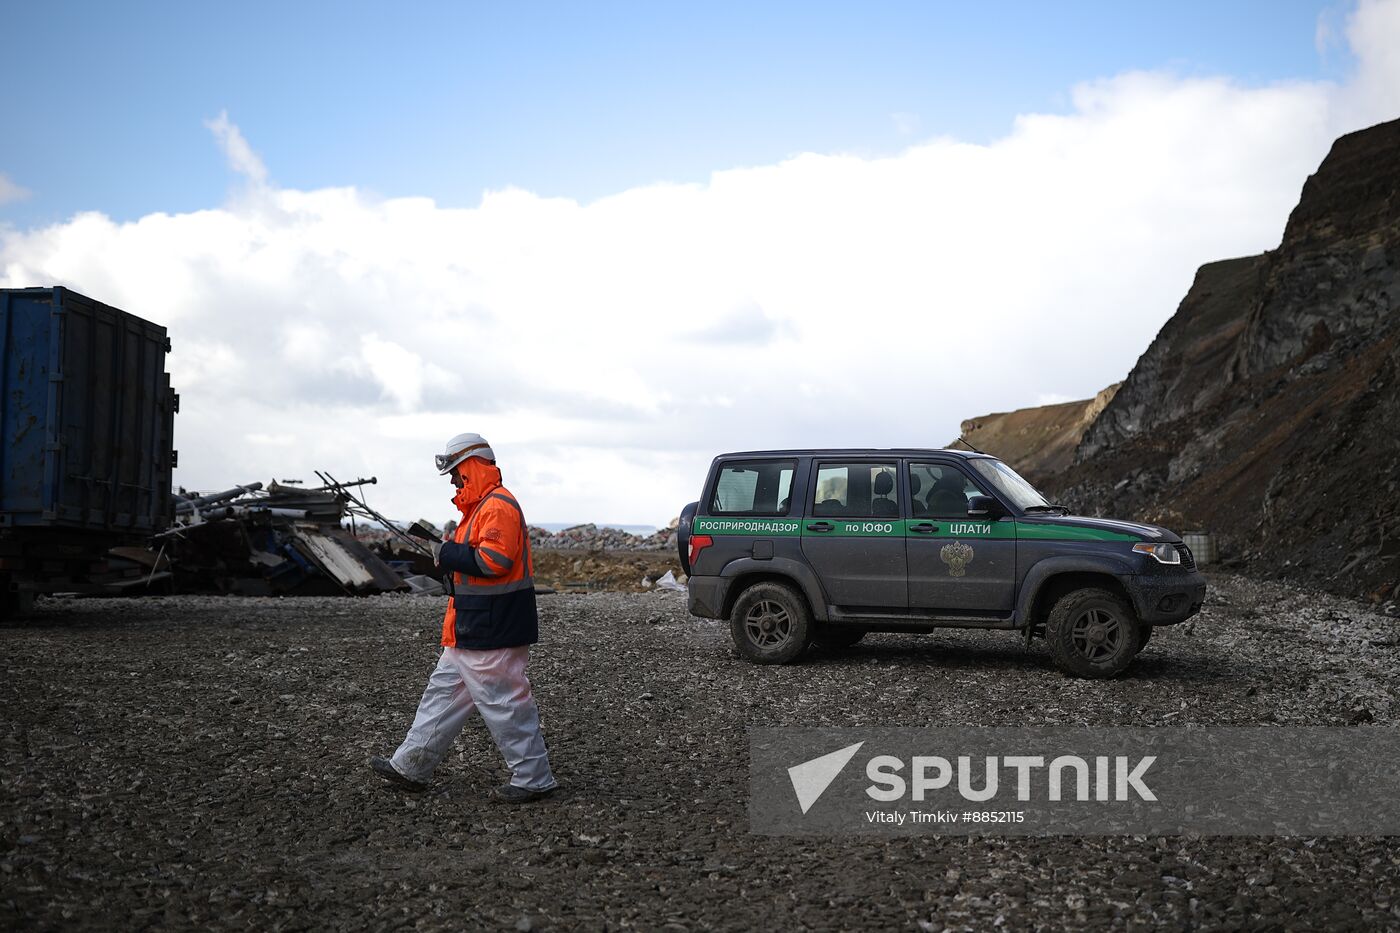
[437,482,538,649]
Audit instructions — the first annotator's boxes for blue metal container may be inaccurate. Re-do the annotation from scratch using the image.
[0,287,177,533]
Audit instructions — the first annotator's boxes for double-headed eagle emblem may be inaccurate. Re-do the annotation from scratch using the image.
[940,540,975,577]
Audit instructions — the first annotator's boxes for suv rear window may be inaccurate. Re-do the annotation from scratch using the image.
[711,460,796,515]
[813,462,899,518]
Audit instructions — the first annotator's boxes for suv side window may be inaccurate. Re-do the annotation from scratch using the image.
[813,462,899,518]
[909,462,980,518]
[711,460,796,515]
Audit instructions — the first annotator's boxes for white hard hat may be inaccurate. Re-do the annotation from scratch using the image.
[435,432,495,474]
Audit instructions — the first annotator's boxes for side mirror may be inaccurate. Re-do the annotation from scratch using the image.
[966,495,1002,518]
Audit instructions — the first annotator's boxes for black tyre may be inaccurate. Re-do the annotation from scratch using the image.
[811,625,866,649]
[730,582,812,664]
[1046,587,1141,678]
[1136,624,1153,653]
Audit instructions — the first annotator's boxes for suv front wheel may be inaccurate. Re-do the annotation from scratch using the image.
[731,582,812,664]
[1045,587,1142,678]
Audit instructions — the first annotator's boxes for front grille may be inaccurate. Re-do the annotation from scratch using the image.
[1174,543,1196,572]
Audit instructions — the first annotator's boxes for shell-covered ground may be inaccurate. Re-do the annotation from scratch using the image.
[3,574,1399,930]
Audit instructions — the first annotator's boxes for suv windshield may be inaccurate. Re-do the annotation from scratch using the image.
[969,459,1052,511]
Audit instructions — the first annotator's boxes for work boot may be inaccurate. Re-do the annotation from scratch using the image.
[368,756,427,792]
[491,783,559,804]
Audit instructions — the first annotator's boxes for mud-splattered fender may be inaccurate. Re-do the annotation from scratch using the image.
[718,556,830,622]
[1015,554,1136,627]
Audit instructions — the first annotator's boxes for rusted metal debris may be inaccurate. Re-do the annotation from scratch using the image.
[102,474,439,597]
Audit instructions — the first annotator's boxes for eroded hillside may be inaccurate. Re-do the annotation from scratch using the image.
[964,118,1400,599]
[952,384,1118,484]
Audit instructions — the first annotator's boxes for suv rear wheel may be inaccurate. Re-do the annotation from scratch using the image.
[1046,587,1141,678]
[731,582,812,664]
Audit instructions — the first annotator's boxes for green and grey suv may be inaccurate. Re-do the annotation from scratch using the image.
[678,449,1206,678]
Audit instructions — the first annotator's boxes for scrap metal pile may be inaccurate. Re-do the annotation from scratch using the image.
[95,473,685,599]
[137,473,440,597]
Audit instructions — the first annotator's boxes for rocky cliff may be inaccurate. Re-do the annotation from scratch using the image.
[1047,117,1400,599]
[1231,119,1400,378]
[955,384,1119,483]
[1078,256,1263,459]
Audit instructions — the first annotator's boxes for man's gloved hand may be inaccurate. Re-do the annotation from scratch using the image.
[431,540,444,564]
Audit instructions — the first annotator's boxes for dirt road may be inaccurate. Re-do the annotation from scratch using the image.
[4,575,1399,929]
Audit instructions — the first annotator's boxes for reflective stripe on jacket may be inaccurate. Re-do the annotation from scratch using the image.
[437,485,539,649]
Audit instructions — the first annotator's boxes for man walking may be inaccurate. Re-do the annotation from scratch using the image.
[370,433,558,803]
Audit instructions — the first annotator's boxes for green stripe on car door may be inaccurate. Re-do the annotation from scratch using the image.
[693,517,802,536]
[696,516,1138,542]
[915,520,1015,538]
[1014,523,1139,541]
[803,519,904,537]
[803,519,1010,538]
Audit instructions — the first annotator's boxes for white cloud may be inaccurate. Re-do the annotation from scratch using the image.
[204,109,268,186]
[1316,7,1338,57]
[3,4,1399,525]
[0,172,30,205]
[1344,0,1400,119]
[247,433,296,446]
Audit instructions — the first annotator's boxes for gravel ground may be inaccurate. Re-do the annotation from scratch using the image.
[4,573,1400,930]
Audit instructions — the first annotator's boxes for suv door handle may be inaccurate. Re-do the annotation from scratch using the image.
[909,522,939,534]
[806,521,833,532]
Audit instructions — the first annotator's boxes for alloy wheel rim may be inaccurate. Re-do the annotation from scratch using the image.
[745,599,792,648]
[1070,607,1123,661]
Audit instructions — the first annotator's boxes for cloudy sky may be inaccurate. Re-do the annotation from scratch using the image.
[2,1,1398,526]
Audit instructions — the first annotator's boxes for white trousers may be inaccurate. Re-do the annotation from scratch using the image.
[390,645,557,791]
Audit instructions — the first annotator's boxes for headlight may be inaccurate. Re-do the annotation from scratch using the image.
[1132,542,1180,565]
